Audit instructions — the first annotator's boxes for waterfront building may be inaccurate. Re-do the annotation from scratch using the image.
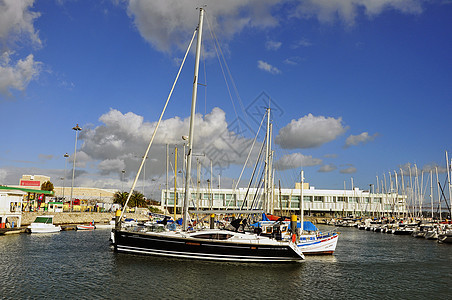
[5,175,117,212]
[16,174,116,203]
[160,182,407,217]
[0,187,25,228]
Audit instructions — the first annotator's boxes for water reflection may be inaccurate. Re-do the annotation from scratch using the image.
[0,227,450,299]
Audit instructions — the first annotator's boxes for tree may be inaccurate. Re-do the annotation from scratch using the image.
[113,190,147,208]
[39,181,54,204]
[113,191,128,206]
[41,181,54,192]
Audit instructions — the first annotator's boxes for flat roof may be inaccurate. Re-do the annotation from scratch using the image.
[0,186,54,195]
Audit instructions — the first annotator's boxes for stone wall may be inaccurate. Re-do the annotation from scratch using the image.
[21,212,149,226]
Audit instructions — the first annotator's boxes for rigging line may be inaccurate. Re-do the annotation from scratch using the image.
[202,41,207,116]
[248,162,266,212]
[119,28,198,221]
[240,134,266,210]
[205,13,242,132]
[245,132,268,210]
[234,112,266,190]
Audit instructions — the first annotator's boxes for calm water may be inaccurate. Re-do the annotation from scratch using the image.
[0,226,451,299]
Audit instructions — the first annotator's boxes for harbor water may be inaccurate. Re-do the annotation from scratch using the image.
[0,226,450,299]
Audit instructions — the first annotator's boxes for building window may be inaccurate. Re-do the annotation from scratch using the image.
[290,201,300,208]
[349,197,358,203]
[337,196,346,202]
[303,196,312,202]
[291,195,300,201]
[314,196,323,202]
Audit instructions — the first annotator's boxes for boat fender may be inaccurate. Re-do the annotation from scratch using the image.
[291,234,296,243]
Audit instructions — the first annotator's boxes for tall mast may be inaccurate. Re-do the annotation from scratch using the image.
[183,7,204,231]
[264,108,271,213]
[435,166,441,221]
[446,151,452,220]
[394,171,399,219]
[430,170,433,220]
[300,170,304,233]
[165,143,168,215]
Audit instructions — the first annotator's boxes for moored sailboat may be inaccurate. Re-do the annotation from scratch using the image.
[111,8,304,263]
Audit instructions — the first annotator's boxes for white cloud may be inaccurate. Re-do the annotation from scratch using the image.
[98,158,126,175]
[274,153,322,170]
[257,60,281,74]
[291,0,423,26]
[126,0,279,53]
[283,56,303,66]
[0,1,42,97]
[0,0,41,47]
[0,52,41,96]
[318,164,337,172]
[265,40,282,50]
[344,132,378,148]
[79,107,258,178]
[292,38,312,48]
[275,113,348,149]
[340,165,357,174]
[0,169,7,182]
[125,1,425,53]
[399,162,447,175]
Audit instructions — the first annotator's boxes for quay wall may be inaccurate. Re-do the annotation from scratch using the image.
[21,212,149,226]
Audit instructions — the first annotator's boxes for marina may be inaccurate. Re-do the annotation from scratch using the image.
[1,226,450,298]
[1,2,452,299]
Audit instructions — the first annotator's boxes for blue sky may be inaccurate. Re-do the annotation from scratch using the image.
[1,0,451,202]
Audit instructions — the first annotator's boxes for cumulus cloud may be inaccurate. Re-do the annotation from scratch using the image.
[79,107,258,178]
[0,1,42,97]
[0,0,41,48]
[265,40,282,50]
[399,162,447,175]
[98,158,126,175]
[124,1,425,53]
[421,163,447,174]
[340,165,357,174]
[274,153,322,170]
[257,60,281,74]
[0,52,41,97]
[275,113,348,149]
[318,164,337,172]
[344,132,378,148]
[126,0,279,53]
[291,0,424,26]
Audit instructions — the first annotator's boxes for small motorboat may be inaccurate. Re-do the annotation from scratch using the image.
[77,221,96,230]
[28,216,61,233]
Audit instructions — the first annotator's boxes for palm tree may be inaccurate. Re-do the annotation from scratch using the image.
[113,191,128,206]
[113,191,147,208]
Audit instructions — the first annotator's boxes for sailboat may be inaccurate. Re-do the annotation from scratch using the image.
[111,8,304,263]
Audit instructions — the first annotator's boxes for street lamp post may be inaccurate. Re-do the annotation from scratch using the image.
[121,169,125,193]
[63,153,69,201]
[70,124,82,212]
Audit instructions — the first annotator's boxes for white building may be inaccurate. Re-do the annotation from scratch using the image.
[0,187,25,228]
[160,183,407,217]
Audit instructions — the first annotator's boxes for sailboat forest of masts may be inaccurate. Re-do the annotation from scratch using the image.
[111,8,304,263]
